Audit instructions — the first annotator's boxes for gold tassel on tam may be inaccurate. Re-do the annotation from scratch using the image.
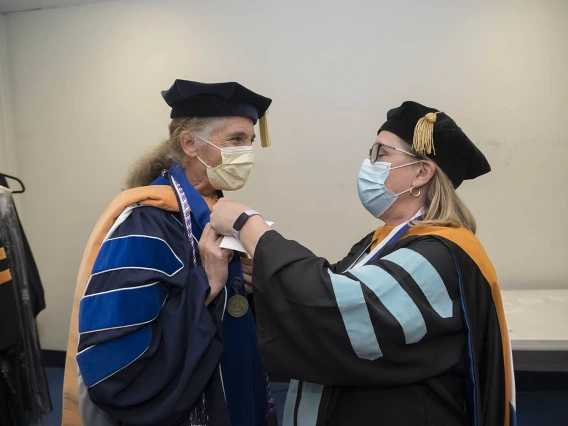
[413,111,442,156]
[259,112,271,148]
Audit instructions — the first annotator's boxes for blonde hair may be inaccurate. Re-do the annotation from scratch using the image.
[124,116,224,189]
[394,137,477,234]
[416,165,477,234]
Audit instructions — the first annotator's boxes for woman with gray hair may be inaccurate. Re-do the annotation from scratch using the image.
[204,101,515,426]
[62,79,276,426]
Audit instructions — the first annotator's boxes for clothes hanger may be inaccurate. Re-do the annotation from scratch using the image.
[0,173,25,194]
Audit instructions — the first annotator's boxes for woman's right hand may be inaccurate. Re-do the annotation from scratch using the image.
[198,224,233,306]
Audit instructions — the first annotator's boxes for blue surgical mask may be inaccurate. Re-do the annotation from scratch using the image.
[357,158,421,218]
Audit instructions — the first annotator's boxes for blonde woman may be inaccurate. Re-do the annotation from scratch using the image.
[204,101,515,426]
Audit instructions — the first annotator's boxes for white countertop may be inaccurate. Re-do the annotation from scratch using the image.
[501,289,568,351]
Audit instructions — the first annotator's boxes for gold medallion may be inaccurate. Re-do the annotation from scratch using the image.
[227,294,249,318]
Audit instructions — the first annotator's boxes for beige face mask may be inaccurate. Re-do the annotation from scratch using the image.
[196,136,255,191]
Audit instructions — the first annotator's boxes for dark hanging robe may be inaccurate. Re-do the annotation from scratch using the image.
[0,234,18,352]
[72,164,270,426]
[0,186,52,426]
[0,175,45,316]
[0,234,21,426]
[252,223,515,426]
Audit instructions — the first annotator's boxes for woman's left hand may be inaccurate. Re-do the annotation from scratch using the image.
[210,199,254,236]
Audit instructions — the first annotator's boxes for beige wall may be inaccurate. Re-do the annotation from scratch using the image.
[0,14,17,177]
[2,0,568,350]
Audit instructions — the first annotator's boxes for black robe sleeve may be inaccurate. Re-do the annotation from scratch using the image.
[253,230,466,388]
[328,232,373,274]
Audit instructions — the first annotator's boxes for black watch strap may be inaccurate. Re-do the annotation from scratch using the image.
[232,210,260,239]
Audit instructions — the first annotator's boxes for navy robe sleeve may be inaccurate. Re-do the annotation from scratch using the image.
[76,206,225,426]
[253,230,466,388]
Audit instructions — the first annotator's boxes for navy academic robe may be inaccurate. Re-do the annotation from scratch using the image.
[76,164,269,426]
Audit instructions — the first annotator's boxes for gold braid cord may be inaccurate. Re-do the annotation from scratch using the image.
[259,112,271,148]
[412,111,442,156]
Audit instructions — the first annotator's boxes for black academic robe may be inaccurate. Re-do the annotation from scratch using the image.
[0,175,45,317]
[0,235,21,426]
[252,226,515,426]
[0,188,52,426]
[0,235,18,351]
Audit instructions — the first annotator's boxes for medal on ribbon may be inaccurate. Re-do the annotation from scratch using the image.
[227,277,249,318]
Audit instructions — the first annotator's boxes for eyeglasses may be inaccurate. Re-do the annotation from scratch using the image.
[369,142,417,164]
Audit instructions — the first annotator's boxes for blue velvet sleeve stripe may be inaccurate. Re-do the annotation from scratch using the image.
[92,235,184,277]
[382,248,453,319]
[350,265,427,344]
[79,282,168,333]
[77,324,152,387]
[327,271,383,360]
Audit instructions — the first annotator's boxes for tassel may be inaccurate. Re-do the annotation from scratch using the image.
[412,111,442,156]
[266,375,278,426]
[267,397,278,426]
[259,112,271,148]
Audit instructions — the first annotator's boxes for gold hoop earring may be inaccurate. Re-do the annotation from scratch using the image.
[410,186,421,198]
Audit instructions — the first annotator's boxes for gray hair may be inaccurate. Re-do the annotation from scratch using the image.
[124,116,225,189]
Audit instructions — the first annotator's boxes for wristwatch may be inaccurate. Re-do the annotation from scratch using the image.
[232,210,261,239]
